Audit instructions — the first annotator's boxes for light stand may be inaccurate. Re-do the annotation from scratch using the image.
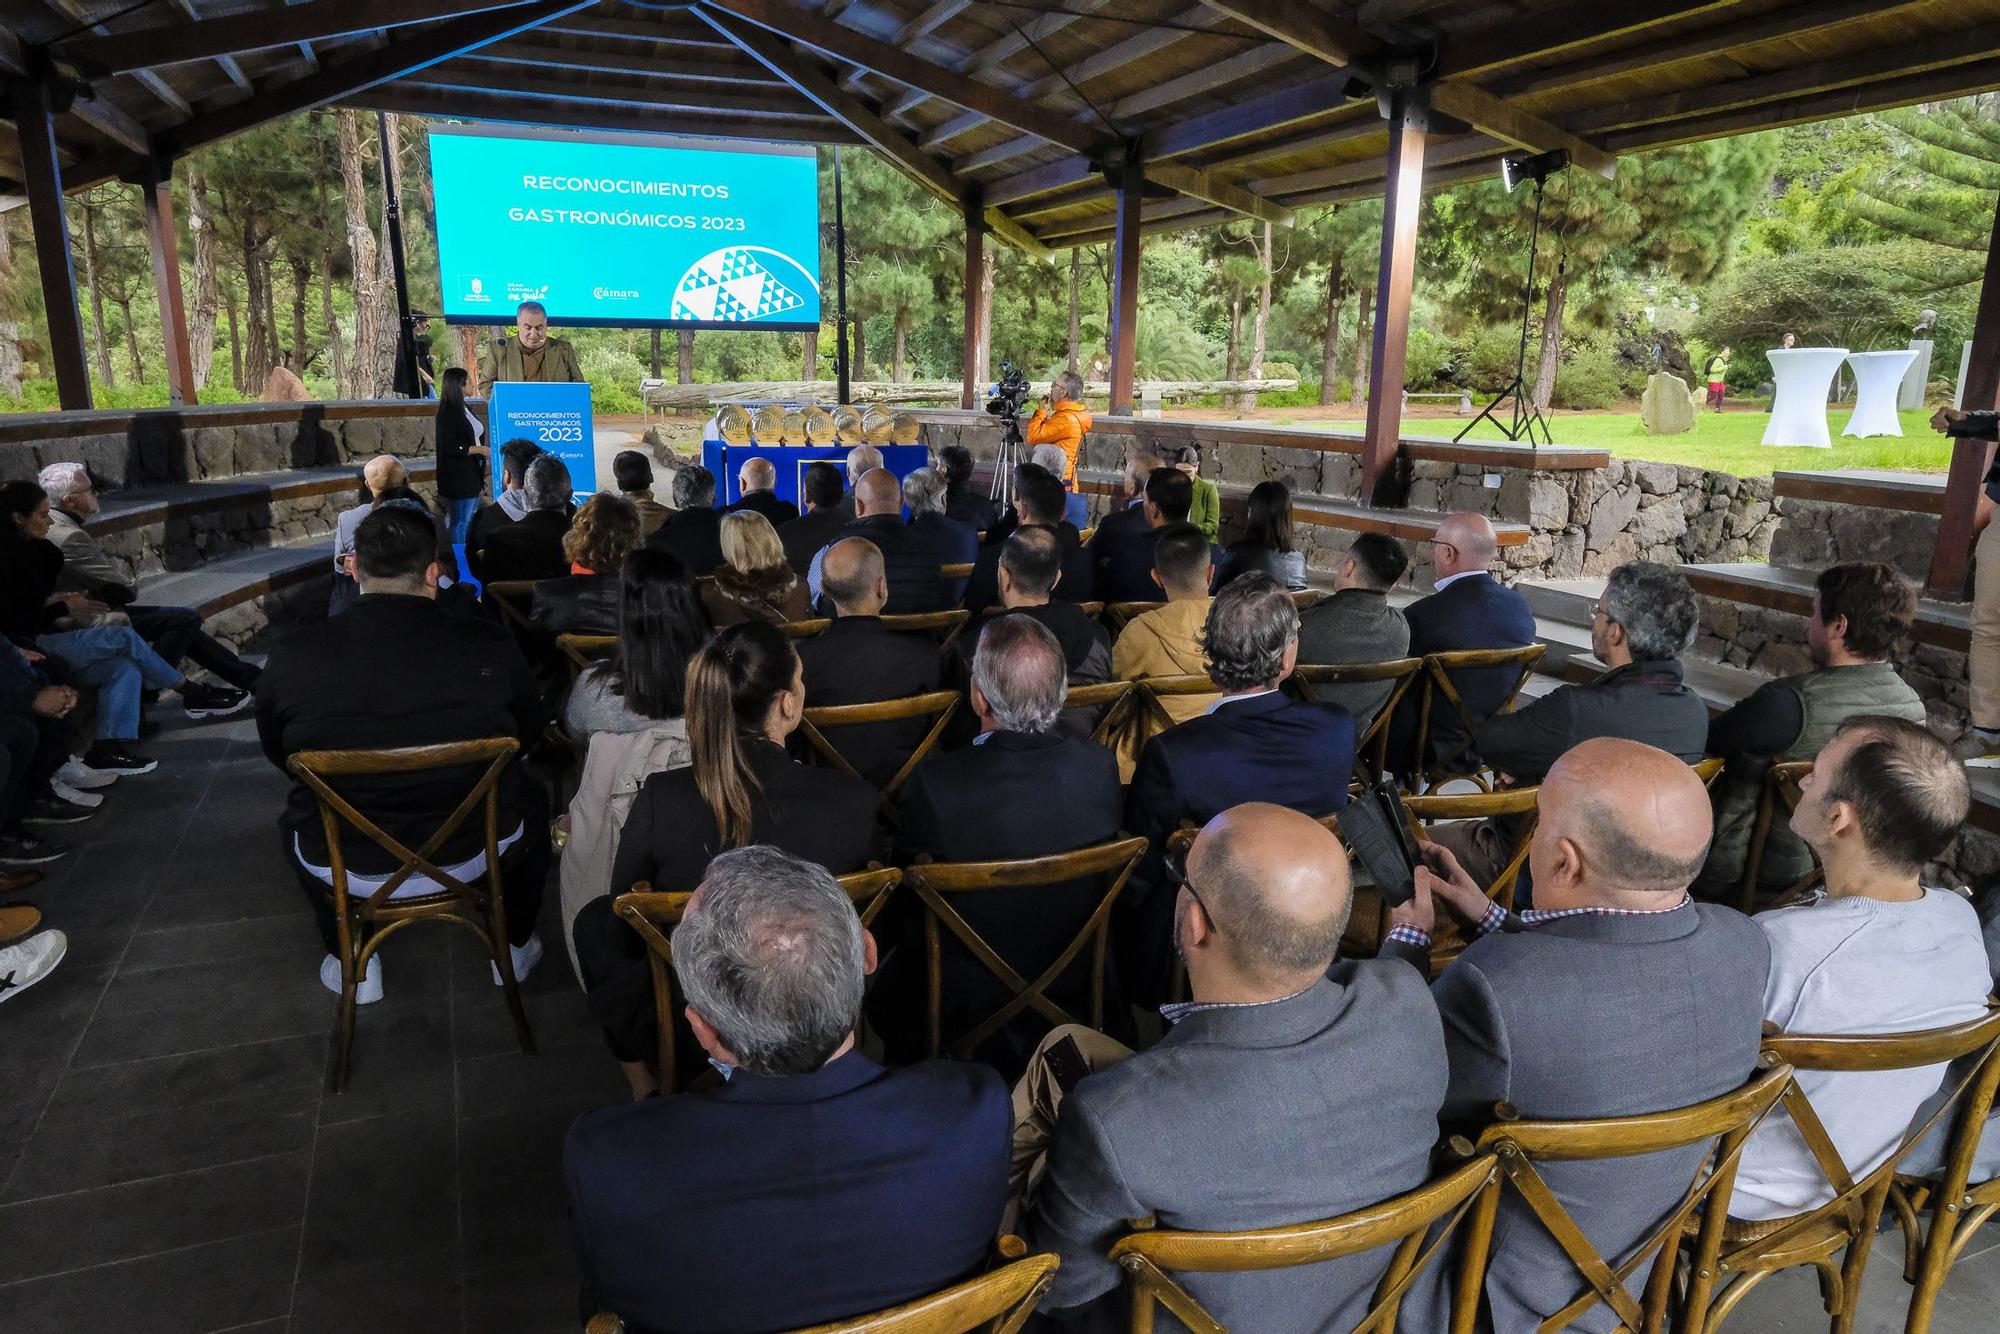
[377,112,420,400]
[1456,149,1568,447]
[833,146,851,404]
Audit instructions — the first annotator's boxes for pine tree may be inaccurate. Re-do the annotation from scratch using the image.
[1839,100,2000,290]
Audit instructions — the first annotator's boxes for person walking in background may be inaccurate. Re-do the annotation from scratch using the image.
[1703,346,1732,411]
[433,367,488,547]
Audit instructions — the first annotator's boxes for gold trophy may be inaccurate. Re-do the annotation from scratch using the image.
[751,403,787,444]
[832,405,865,445]
[803,405,837,445]
[715,404,752,446]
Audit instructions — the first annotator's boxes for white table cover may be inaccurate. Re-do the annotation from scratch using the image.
[1762,347,1849,448]
[1841,349,1918,438]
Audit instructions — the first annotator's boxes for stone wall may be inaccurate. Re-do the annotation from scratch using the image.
[1768,498,1940,583]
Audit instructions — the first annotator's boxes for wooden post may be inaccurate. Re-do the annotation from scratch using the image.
[139,170,198,407]
[1928,191,2000,599]
[14,82,92,410]
[961,194,986,410]
[1360,90,1428,508]
[1108,161,1143,417]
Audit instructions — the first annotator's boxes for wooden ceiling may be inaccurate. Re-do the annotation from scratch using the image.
[4,0,2000,252]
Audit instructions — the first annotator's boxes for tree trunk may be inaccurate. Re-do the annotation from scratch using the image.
[241,221,274,393]
[801,329,817,381]
[78,199,115,386]
[1240,221,1272,414]
[223,282,243,393]
[115,296,142,381]
[321,239,344,392]
[1319,257,1344,407]
[0,216,22,399]
[893,323,907,383]
[262,245,281,375]
[290,255,311,371]
[649,327,662,379]
[676,328,695,417]
[1065,248,1082,374]
[1531,269,1569,413]
[1224,292,1242,383]
[852,320,868,382]
[976,245,994,389]
[1349,284,1373,405]
[337,108,382,398]
[187,166,218,390]
[372,112,402,397]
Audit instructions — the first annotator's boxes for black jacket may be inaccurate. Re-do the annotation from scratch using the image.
[477,509,571,584]
[1476,657,1710,782]
[1092,504,1165,603]
[647,506,726,577]
[0,534,66,639]
[254,594,542,872]
[945,482,1000,535]
[779,506,850,575]
[434,404,485,500]
[826,515,946,616]
[724,488,800,527]
[530,572,621,638]
[962,522,1096,612]
[610,736,880,893]
[960,602,1110,684]
[795,616,943,787]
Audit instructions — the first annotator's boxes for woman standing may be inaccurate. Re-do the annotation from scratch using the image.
[434,367,489,547]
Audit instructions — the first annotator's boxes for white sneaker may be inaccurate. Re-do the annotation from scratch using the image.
[50,780,103,809]
[56,758,116,790]
[318,953,383,1004]
[492,933,544,987]
[0,930,68,1005]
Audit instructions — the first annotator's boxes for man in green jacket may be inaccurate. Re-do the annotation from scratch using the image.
[477,300,585,395]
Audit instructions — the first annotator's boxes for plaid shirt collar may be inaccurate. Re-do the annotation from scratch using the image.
[1159,983,1312,1026]
[1384,894,1693,952]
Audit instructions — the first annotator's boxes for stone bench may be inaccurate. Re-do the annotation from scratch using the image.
[139,537,334,654]
[1402,390,1475,415]
[1768,468,1946,583]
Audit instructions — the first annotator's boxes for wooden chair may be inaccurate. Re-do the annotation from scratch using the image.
[1111,1154,1501,1334]
[555,632,617,681]
[1697,1008,2000,1334]
[1407,645,1547,793]
[1695,756,1726,788]
[1062,679,1140,747]
[799,691,961,822]
[902,835,1149,1061]
[938,561,974,581]
[1132,673,1223,736]
[1464,1062,1794,1334]
[1287,658,1423,784]
[782,609,974,652]
[481,578,538,638]
[1405,785,1541,916]
[1101,600,1164,637]
[286,738,536,1092]
[1735,759,1818,914]
[613,867,902,1090]
[1079,525,1097,546]
[1289,587,1325,613]
[586,1249,1056,1334]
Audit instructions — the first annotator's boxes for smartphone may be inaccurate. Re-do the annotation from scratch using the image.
[1043,1034,1091,1094]
[1373,783,1424,887]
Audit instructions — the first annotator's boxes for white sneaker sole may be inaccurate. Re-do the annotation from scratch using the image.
[319,954,383,1004]
[183,696,252,720]
[56,760,116,790]
[84,758,157,777]
[492,934,544,987]
[0,930,68,1004]
[50,781,103,809]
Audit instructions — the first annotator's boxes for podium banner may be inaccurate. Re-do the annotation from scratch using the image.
[489,381,596,500]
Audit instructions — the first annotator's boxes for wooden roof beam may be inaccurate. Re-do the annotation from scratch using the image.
[1434,0,1736,83]
[895,1,972,46]
[66,95,150,156]
[880,0,1112,126]
[472,41,783,85]
[405,70,814,119]
[348,85,856,145]
[1148,163,1292,227]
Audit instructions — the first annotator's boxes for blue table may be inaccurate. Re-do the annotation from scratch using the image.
[699,441,929,507]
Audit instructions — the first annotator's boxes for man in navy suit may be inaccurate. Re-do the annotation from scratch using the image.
[1389,511,1538,780]
[1121,572,1355,1004]
[1095,463,1194,602]
[564,845,1011,1334]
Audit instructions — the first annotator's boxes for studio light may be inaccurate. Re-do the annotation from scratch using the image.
[1500,148,1570,194]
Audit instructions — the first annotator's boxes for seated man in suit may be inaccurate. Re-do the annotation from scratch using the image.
[796,537,942,787]
[938,443,999,534]
[1384,738,1771,1332]
[477,453,573,583]
[1387,510,1537,781]
[1023,803,1448,1332]
[1085,447,1160,561]
[465,438,544,580]
[1095,464,1194,603]
[613,449,671,538]
[1122,573,1356,1004]
[779,461,848,574]
[834,443,883,523]
[1296,531,1411,726]
[724,455,799,526]
[962,463,1094,612]
[906,466,977,604]
[256,504,549,1004]
[962,527,1109,687]
[644,463,725,575]
[1112,522,1218,731]
[565,844,1010,1334]
[808,468,946,615]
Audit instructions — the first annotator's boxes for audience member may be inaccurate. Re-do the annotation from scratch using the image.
[331,453,409,611]
[40,462,262,695]
[809,469,946,615]
[1096,464,1195,602]
[1213,480,1305,591]
[724,456,799,526]
[1025,369,1089,486]
[962,463,1095,611]
[1022,804,1446,1330]
[1111,523,1218,732]
[564,845,1008,1331]
[530,493,640,638]
[0,636,83,875]
[703,510,813,625]
[905,466,977,603]
[612,450,671,538]
[966,527,1109,686]
[1700,561,1927,899]
[1122,574,1356,1003]
[1087,447,1160,559]
[1032,444,1089,530]
[796,538,943,788]
[478,454,574,582]
[1169,444,1222,541]
[1384,738,1770,1331]
[834,443,884,522]
[255,504,549,1004]
[1730,717,1989,1222]
[645,464,726,575]
[778,461,849,574]
[1388,511,1537,779]
[466,438,545,580]
[937,443,999,533]
[1295,532,1411,725]
[433,366,489,545]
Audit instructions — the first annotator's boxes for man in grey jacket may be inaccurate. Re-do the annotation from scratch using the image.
[1295,531,1411,726]
[1385,738,1771,1333]
[1023,802,1449,1331]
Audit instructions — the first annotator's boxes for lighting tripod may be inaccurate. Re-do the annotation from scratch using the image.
[1455,149,1568,447]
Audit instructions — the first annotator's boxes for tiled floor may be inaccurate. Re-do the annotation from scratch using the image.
[5,710,2000,1333]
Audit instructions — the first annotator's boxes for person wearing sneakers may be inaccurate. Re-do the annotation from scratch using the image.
[0,909,65,1007]
[257,503,550,1004]
[0,638,91,875]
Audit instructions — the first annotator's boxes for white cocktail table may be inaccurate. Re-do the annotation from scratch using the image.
[1842,349,1918,438]
[1762,346,1849,448]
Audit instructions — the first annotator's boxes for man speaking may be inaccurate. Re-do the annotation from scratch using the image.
[478,300,584,395]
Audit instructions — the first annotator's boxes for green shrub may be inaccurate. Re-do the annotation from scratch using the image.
[1402,328,1456,390]
[1463,325,1528,394]
[1550,344,1627,410]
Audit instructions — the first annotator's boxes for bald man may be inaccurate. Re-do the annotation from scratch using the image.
[808,467,945,615]
[1384,738,1770,1333]
[1021,803,1447,1330]
[796,537,941,788]
[1388,510,1537,780]
[724,455,799,526]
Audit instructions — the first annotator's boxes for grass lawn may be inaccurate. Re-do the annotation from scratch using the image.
[1283,408,1953,479]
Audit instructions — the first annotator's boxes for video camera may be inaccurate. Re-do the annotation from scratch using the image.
[985,361,1031,447]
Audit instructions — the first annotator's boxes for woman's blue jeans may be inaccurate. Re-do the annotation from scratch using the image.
[39,624,183,741]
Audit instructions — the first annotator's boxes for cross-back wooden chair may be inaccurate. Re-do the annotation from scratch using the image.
[1694,756,1726,788]
[799,691,961,823]
[612,867,902,1091]
[1405,786,1541,915]
[1289,588,1325,613]
[1101,600,1164,637]
[1132,673,1223,737]
[938,561,975,581]
[1735,759,1819,914]
[1886,1002,2000,1334]
[782,609,974,653]
[902,835,1149,1061]
[555,632,617,682]
[1696,1007,2000,1334]
[480,578,538,638]
[286,737,536,1092]
[1407,645,1547,793]
[1287,658,1423,784]
[1111,1154,1501,1334]
[1462,1061,1793,1334]
[1063,679,1140,748]
[586,1249,1056,1334]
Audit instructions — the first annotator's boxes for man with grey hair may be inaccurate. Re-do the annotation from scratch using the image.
[473,454,572,582]
[833,442,885,521]
[904,466,976,601]
[645,462,725,573]
[724,455,798,526]
[476,298,583,394]
[797,537,941,788]
[563,844,1010,1334]
[1120,572,1357,1004]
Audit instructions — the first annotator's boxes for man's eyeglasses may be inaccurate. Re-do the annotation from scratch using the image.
[1161,844,1219,934]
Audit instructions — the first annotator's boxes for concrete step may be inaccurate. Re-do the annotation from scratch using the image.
[143,533,330,621]
[1772,468,1945,516]
[1517,576,1604,631]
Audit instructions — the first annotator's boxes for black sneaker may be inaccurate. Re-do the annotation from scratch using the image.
[23,795,93,825]
[181,682,251,719]
[82,744,157,777]
[0,833,69,866]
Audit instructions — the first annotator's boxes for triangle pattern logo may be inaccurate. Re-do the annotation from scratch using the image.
[674,248,807,323]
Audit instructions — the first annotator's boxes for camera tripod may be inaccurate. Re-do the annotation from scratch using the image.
[988,414,1026,500]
